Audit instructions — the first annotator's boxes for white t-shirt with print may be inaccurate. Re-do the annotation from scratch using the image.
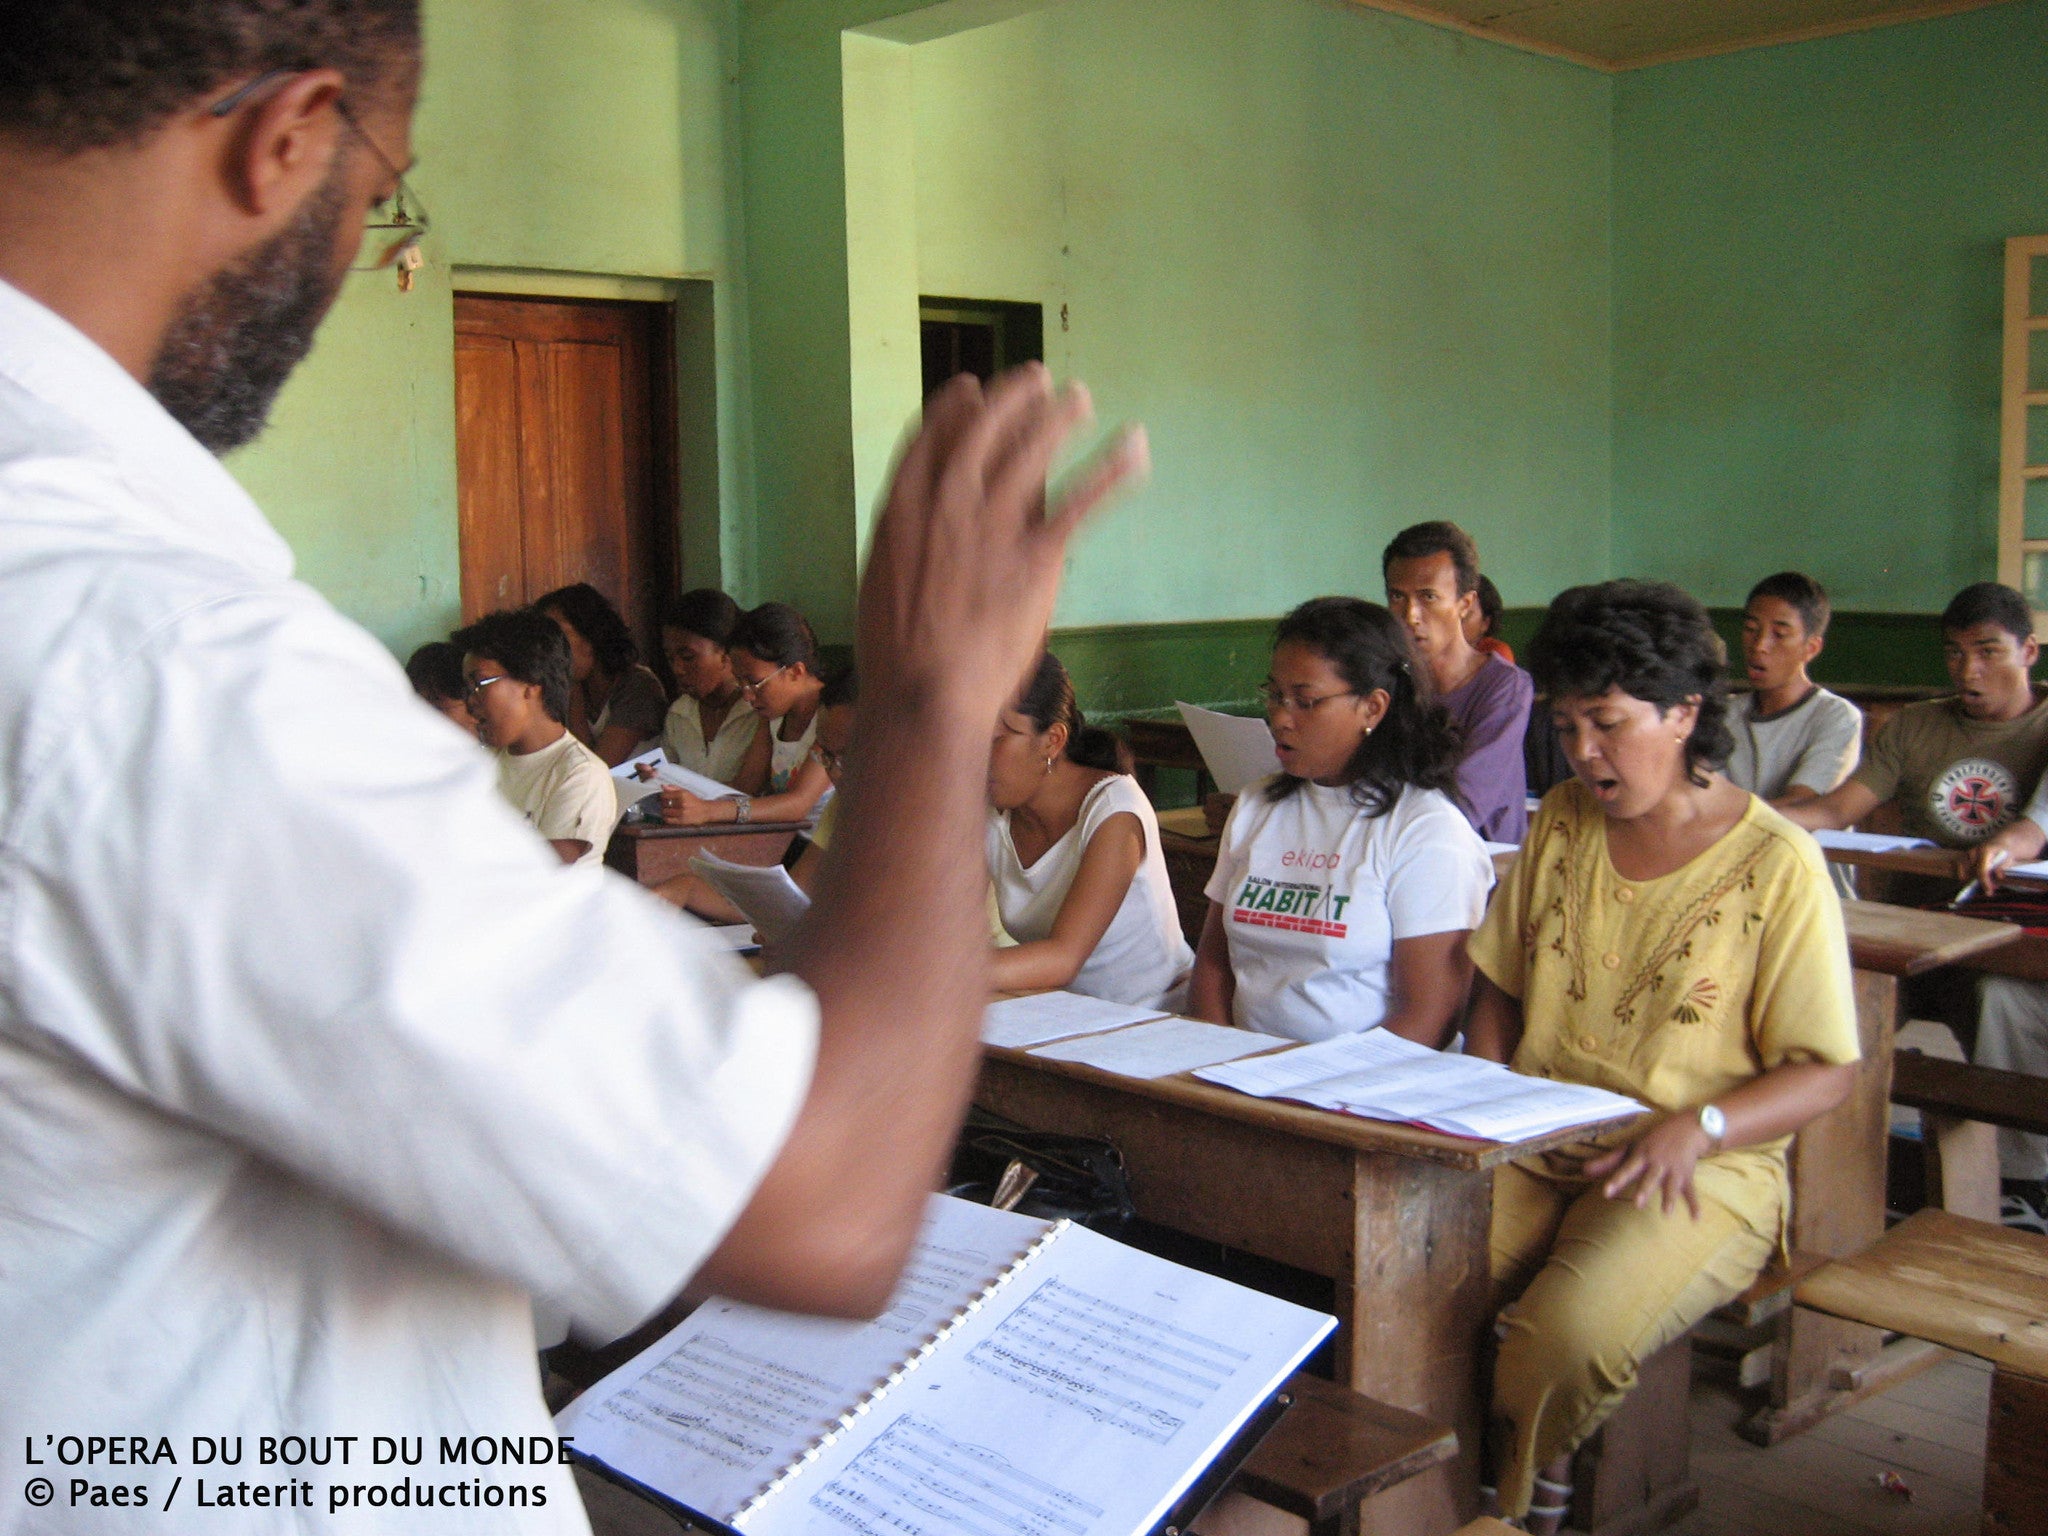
[988,774,1195,1010]
[1205,776,1495,1042]
[496,730,618,866]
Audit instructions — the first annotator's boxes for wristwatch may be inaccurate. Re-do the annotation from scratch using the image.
[1698,1103,1727,1149]
[733,794,753,824]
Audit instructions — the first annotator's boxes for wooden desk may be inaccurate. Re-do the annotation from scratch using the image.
[604,819,806,887]
[1123,715,1213,804]
[1818,841,2048,980]
[975,1044,1643,1536]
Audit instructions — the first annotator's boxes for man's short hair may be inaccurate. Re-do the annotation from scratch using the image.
[1382,521,1480,596]
[1745,572,1832,639]
[0,1,420,154]
[1941,582,2035,645]
[451,611,572,725]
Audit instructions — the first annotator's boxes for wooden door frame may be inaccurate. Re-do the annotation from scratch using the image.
[451,290,682,663]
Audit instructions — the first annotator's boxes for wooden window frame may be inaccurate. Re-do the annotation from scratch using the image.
[1997,235,2048,631]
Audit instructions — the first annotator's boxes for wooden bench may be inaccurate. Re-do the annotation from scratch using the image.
[1795,1208,2048,1536]
[1893,1052,2048,1224]
[1229,1374,1458,1536]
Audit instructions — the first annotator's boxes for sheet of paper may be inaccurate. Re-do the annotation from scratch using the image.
[744,1220,1333,1536]
[1194,1026,1433,1096]
[1812,829,1935,854]
[982,992,1168,1050]
[1175,702,1282,796]
[1415,1080,1646,1141]
[701,924,761,952]
[1484,840,1521,858]
[1029,1018,1279,1079]
[691,854,812,944]
[558,1199,1050,1523]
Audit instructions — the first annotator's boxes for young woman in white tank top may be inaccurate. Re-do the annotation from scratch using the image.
[986,652,1193,1010]
[658,602,834,828]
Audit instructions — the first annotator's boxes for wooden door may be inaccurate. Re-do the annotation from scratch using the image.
[453,295,676,653]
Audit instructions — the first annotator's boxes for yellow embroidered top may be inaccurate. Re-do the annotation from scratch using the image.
[1469,781,1860,1211]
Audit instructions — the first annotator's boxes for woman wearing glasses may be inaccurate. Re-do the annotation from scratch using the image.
[661,602,833,828]
[1187,597,1494,1044]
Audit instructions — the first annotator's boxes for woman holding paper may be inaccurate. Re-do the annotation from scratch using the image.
[658,588,761,786]
[1464,580,1860,1533]
[986,653,1193,1008]
[1186,598,1494,1045]
[660,603,834,828]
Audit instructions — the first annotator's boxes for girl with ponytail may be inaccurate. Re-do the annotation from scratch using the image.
[1187,596,1495,1044]
[985,652,1193,1007]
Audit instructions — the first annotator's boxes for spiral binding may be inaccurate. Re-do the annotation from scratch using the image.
[730,1217,1072,1528]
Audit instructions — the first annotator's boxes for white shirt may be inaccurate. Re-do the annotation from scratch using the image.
[1725,687,1863,801]
[496,731,619,866]
[987,775,1195,1009]
[768,710,820,793]
[0,279,818,1533]
[1205,777,1495,1042]
[662,693,760,786]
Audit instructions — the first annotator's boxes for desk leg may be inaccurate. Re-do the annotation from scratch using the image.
[1743,967,1898,1445]
[1344,1151,1491,1536]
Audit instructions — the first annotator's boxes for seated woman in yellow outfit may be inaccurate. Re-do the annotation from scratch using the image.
[1465,580,1860,1533]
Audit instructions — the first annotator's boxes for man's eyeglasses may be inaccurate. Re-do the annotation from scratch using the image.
[208,71,430,276]
[1257,683,1360,716]
[736,664,791,699]
[465,674,515,702]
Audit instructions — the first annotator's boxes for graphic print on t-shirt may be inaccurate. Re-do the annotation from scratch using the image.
[1231,874,1350,939]
[1928,757,2019,843]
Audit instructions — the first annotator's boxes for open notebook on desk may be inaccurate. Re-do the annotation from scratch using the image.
[614,749,745,818]
[557,1195,1334,1536]
[1197,1028,1646,1142]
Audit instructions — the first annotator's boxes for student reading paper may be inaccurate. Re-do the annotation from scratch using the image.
[1465,581,1859,1532]
[536,581,670,768]
[658,587,761,786]
[986,652,1193,1008]
[0,6,1149,1523]
[661,603,834,828]
[454,610,619,868]
[1188,598,1494,1045]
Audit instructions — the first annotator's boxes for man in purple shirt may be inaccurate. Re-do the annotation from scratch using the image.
[1384,521,1534,843]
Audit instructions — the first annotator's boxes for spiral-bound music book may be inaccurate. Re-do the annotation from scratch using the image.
[555,1195,1334,1536]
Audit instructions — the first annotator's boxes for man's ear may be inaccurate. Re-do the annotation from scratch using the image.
[220,69,349,218]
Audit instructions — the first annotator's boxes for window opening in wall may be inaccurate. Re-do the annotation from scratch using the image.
[919,297,1044,400]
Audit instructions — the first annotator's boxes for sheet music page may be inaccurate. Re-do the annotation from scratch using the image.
[1174,703,1282,796]
[690,854,813,943]
[1193,1026,1432,1096]
[1028,1018,1280,1079]
[1811,829,1935,853]
[743,1220,1333,1536]
[982,992,1169,1050]
[557,1200,1049,1522]
[1414,1080,1647,1141]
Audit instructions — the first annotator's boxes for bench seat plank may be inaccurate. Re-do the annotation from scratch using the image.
[1794,1209,2048,1380]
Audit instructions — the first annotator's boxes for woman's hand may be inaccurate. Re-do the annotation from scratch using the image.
[1585,1112,1714,1218]
[660,788,723,827]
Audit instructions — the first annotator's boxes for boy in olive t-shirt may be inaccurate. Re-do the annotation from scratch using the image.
[1786,583,2048,849]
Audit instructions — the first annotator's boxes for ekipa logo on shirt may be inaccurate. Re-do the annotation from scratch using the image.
[1929,758,2018,843]
[1232,876,1349,938]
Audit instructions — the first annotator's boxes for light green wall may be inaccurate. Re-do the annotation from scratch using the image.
[904,0,1614,627]
[1612,0,2048,613]
[226,0,749,656]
